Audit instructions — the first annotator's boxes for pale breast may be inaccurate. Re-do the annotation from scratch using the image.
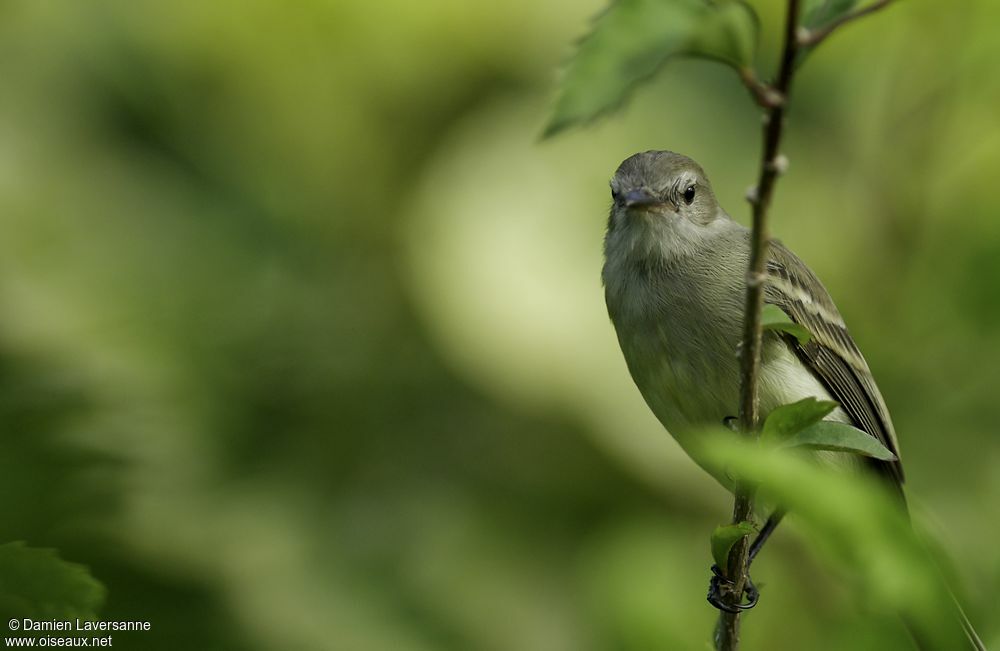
[606,255,861,477]
[606,261,744,444]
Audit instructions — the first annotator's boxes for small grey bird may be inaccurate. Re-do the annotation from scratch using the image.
[603,150,901,491]
[602,151,984,648]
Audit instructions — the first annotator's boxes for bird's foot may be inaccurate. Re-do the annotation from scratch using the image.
[706,564,759,613]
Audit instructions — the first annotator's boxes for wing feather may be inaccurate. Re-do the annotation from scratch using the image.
[765,241,905,489]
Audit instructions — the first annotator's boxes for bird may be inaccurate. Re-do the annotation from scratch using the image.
[601,150,984,649]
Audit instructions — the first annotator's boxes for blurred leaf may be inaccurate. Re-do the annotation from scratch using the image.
[798,0,861,64]
[710,521,756,569]
[761,304,812,344]
[580,521,723,650]
[697,435,970,649]
[781,421,897,461]
[0,542,105,621]
[544,0,759,137]
[803,0,860,30]
[685,1,758,66]
[761,397,837,443]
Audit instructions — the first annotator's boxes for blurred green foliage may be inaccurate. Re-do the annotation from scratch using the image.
[0,542,105,621]
[700,435,972,649]
[0,0,998,649]
[543,0,758,137]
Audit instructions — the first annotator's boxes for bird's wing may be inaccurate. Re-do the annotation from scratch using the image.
[764,241,905,488]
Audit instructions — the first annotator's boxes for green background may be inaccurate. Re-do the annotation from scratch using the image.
[0,1,997,648]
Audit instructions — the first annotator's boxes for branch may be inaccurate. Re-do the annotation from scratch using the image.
[714,1,802,649]
[797,0,896,49]
[738,68,783,110]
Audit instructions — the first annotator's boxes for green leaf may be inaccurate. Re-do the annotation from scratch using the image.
[544,0,759,138]
[798,0,860,65]
[696,435,972,649]
[803,0,860,30]
[0,542,106,621]
[781,420,898,461]
[710,522,757,570]
[761,396,837,443]
[761,303,812,344]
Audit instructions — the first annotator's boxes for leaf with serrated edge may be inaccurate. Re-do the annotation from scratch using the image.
[781,420,898,461]
[544,0,758,137]
[711,522,757,570]
[0,542,105,620]
[762,397,837,443]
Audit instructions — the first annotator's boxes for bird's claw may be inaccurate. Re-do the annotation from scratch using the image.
[706,564,759,613]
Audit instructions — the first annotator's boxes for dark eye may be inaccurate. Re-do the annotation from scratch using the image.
[683,184,696,205]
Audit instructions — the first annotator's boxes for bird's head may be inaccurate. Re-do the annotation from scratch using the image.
[606,150,730,263]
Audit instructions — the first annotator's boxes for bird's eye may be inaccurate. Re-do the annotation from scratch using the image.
[683,184,696,205]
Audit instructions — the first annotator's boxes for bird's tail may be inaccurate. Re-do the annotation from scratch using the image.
[905,501,988,650]
[952,591,987,651]
[902,587,987,650]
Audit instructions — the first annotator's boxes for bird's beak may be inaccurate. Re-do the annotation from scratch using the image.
[622,188,659,209]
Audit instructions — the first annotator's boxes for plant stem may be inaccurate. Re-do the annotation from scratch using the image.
[798,0,896,49]
[738,68,783,109]
[715,1,802,650]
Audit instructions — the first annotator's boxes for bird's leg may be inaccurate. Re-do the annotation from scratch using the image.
[707,564,758,613]
[748,510,784,564]
[706,510,785,613]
